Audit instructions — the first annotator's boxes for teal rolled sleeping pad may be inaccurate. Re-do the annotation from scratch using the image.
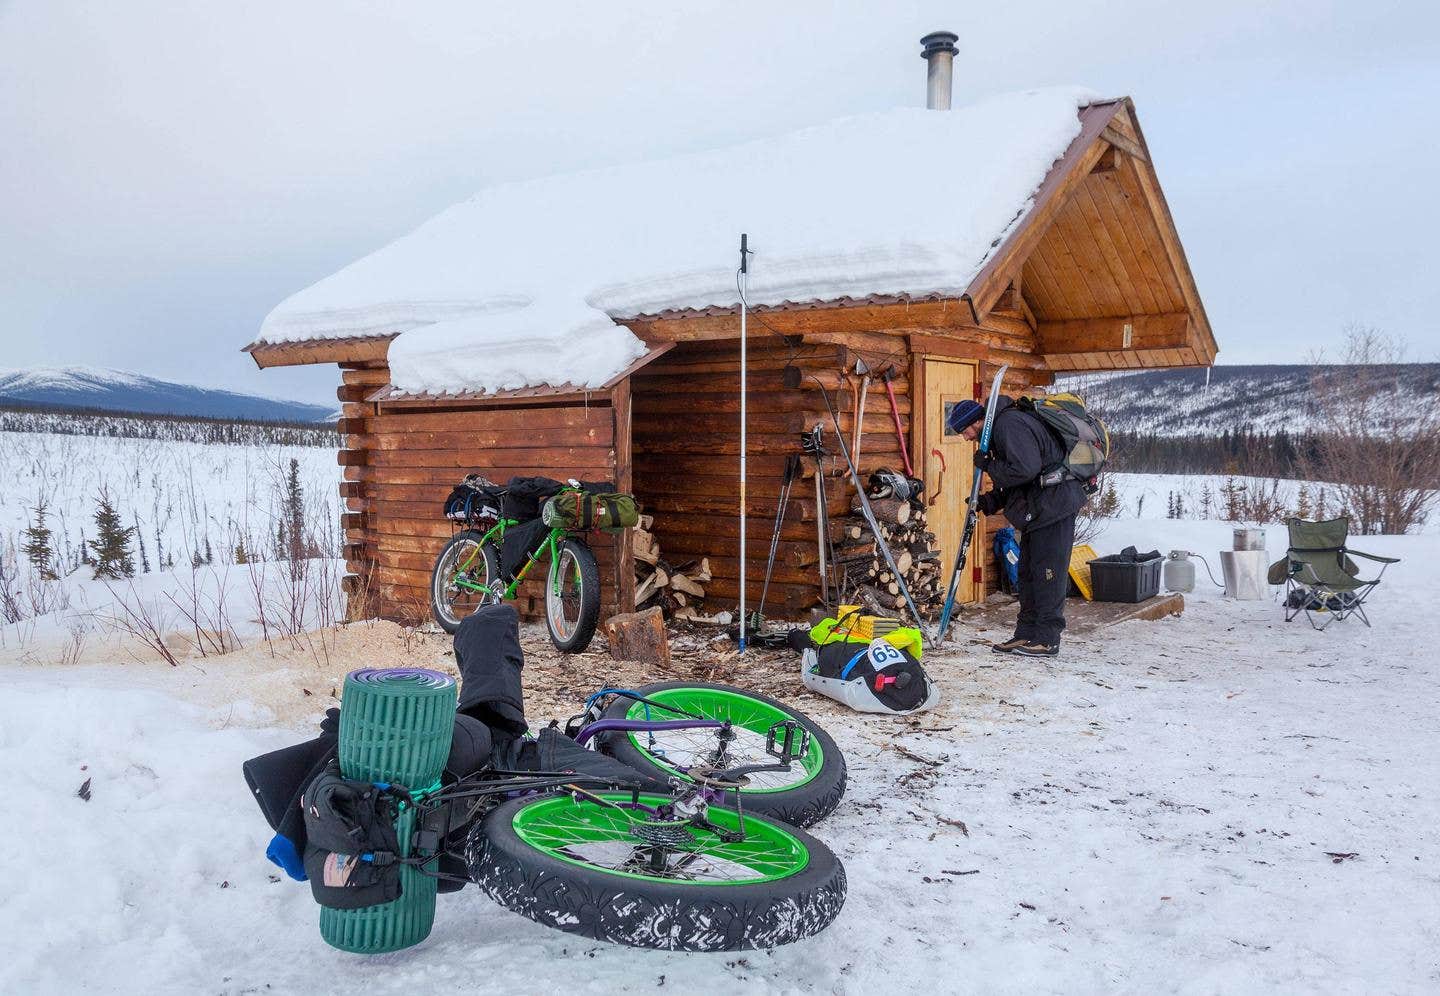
[320,667,456,954]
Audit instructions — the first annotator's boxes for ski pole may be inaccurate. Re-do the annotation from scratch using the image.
[737,234,750,652]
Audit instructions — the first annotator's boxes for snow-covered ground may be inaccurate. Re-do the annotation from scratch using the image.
[0,425,339,584]
[2,505,1436,994]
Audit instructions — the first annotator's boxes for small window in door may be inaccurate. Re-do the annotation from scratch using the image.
[942,399,965,437]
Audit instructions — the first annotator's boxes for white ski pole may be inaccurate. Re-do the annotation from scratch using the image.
[738,233,750,653]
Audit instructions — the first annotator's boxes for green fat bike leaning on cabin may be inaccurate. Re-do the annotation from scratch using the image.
[430,476,628,653]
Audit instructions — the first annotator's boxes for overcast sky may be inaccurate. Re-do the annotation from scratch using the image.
[2,1,1436,405]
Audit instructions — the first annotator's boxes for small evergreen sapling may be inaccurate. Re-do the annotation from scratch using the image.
[88,491,136,580]
[22,500,57,581]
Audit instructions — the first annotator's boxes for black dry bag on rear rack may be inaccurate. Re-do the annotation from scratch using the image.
[443,474,503,523]
[1016,393,1110,494]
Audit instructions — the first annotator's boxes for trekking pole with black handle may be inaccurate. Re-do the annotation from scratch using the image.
[936,364,1010,642]
[800,425,831,607]
[752,454,801,631]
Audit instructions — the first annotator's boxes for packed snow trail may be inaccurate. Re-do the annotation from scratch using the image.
[2,523,1437,994]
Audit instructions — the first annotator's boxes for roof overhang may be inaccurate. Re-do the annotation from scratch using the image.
[362,342,675,408]
[243,334,395,369]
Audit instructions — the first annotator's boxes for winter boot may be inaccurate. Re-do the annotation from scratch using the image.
[1012,641,1059,658]
[990,636,1029,655]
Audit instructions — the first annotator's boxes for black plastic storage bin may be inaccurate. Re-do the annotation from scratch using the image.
[1087,554,1163,603]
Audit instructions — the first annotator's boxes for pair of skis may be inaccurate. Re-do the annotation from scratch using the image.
[935,364,1009,642]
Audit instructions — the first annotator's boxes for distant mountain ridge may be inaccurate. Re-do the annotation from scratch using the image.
[1058,363,1440,436]
[0,366,333,422]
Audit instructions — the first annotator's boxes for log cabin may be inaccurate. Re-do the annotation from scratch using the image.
[244,34,1216,627]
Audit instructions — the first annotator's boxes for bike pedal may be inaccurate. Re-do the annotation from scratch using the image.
[765,720,810,761]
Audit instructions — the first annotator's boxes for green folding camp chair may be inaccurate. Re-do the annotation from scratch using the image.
[1267,516,1399,631]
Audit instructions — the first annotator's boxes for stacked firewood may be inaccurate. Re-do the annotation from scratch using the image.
[633,516,712,619]
[832,495,945,618]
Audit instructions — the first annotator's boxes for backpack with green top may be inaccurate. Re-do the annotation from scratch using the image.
[1016,393,1110,494]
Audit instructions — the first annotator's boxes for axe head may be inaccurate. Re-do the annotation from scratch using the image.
[853,357,872,377]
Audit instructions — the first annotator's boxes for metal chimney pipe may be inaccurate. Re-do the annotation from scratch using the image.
[920,31,959,110]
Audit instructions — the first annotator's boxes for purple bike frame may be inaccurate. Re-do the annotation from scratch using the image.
[573,718,724,747]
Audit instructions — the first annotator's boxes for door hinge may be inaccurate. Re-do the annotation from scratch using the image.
[972,565,983,583]
[973,381,982,400]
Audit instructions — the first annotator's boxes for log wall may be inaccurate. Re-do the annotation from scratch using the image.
[632,335,921,618]
[337,364,623,624]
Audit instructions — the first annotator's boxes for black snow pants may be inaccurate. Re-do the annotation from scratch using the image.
[1015,513,1077,646]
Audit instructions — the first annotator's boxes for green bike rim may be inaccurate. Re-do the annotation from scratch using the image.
[508,793,810,885]
[625,688,824,794]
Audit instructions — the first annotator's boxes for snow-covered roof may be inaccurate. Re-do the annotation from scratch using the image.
[253,87,1102,396]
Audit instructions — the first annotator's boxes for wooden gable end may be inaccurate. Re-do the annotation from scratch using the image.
[969,99,1217,373]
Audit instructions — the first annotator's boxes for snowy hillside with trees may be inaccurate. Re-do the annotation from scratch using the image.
[1059,361,1440,436]
[0,366,334,422]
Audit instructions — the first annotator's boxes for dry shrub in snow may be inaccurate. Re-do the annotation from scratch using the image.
[1302,326,1440,534]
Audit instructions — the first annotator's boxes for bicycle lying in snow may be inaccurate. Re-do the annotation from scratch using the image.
[245,662,849,953]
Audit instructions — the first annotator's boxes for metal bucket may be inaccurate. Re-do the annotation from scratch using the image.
[1220,550,1268,599]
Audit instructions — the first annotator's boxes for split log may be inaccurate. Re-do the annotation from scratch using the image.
[670,573,706,598]
[601,607,671,666]
[633,528,660,566]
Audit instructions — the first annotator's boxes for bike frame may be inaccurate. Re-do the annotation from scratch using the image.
[450,517,577,601]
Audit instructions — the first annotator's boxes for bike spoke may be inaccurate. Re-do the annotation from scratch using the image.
[624,689,824,793]
[509,793,808,884]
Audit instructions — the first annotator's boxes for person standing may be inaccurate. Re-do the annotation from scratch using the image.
[945,394,1086,657]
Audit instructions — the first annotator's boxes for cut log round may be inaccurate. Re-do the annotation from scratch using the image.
[601,607,671,666]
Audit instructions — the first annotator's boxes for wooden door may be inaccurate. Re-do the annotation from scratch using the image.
[922,358,980,604]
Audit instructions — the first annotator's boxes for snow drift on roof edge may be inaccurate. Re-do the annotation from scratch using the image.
[256,87,1101,396]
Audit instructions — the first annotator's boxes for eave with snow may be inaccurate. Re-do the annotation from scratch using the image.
[243,59,1216,626]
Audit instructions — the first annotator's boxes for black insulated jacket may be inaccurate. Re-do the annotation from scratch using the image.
[977,397,1087,531]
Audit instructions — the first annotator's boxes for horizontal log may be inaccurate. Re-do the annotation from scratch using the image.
[1037,313,1190,354]
[633,390,910,417]
[342,367,392,387]
[339,481,363,498]
[337,450,367,467]
[345,466,614,486]
[365,446,613,470]
[337,384,372,403]
[365,408,612,432]
[336,417,367,436]
[358,426,611,451]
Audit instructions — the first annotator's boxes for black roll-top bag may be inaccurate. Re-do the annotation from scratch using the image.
[301,761,405,910]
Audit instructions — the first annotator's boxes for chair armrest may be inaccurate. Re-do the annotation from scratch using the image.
[1348,550,1400,564]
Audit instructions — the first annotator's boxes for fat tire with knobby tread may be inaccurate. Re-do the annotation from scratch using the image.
[597,681,847,829]
[431,531,499,635]
[545,537,600,653]
[466,795,847,951]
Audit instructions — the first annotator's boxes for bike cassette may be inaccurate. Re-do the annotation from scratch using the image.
[630,818,694,848]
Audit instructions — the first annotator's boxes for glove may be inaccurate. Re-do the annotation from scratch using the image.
[976,490,1003,516]
[975,451,995,473]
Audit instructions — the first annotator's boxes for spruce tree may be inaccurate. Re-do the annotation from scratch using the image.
[22,500,57,581]
[135,516,151,573]
[88,492,136,580]
[284,458,306,563]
